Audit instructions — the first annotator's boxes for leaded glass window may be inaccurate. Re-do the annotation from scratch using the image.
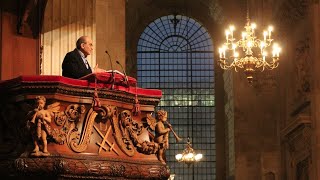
[137,15,216,180]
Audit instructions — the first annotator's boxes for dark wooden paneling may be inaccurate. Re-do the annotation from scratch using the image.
[1,12,38,80]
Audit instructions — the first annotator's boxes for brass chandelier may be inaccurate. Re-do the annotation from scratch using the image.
[218,1,281,83]
[175,137,203,167]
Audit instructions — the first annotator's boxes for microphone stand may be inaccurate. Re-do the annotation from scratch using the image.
[116,60,129,87]
[105,51,115,89]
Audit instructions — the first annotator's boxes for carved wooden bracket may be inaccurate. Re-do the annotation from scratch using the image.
[281,113,312,165]
[17,0,48,38]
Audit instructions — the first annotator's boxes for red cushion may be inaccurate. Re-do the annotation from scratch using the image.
[0,75,162,98]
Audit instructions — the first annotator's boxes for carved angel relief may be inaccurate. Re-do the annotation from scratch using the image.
[27,96,85,157]
[143,110,173,164]
[112,109,172,164]
[102,107,160,157]
[27,96,60,157]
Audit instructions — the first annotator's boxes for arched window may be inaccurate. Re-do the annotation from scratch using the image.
[137,15,216,180]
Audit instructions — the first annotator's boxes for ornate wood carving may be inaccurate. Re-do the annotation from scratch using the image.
[69,108,97,153]
[111,109,136,156]
[0,77,168,179]
[10,157,169,179]
[54,104,86,145]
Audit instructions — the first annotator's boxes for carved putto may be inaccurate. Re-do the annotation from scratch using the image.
[27,96,60,157]
[144,110,173,164]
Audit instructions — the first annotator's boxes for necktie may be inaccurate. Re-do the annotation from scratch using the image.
[84,58,90,69]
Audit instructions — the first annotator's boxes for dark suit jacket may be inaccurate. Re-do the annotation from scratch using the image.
[62,49,92,79]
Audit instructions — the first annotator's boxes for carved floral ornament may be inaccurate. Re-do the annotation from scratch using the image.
[26,96,169,164]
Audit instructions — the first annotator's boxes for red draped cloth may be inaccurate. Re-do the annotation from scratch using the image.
[0,74,162,98]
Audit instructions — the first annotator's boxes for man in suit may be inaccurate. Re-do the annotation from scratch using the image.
[62,36,104,79]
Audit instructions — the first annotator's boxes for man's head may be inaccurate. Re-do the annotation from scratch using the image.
[76,36,93,57]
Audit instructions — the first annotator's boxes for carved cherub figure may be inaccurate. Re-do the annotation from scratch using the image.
[149,110,171,164]
[28,96,59,157]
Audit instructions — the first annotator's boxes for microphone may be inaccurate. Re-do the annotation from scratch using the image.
[116,60,129,87]
[105,50,115,89]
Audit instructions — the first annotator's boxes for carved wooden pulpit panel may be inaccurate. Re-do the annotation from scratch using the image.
[0,75,170,179]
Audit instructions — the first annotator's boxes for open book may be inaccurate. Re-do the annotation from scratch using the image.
[80,70,136,86]
[105,70,124,76]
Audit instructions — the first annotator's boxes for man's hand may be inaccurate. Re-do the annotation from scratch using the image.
[94,64,107,73]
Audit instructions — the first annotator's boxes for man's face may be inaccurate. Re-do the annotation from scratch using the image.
[81,37,93,57]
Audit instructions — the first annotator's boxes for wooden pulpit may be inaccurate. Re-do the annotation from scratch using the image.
[0,74,170,179]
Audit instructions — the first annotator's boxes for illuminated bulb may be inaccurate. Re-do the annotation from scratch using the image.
[222,45,227,50]
[186,153,194,159]
[263,31,268,41]
[278,47,282,53]
[225,30,230,36]
[175,154,183,161]
[276,47,281,57]
[251,23,256,29]
[262,51,267,57]
[195,154,203,161]
[262,51,267,61]
[272,49,276,57]
[218,48,222,57]
[229,25,235,31]
[242,32,247,39]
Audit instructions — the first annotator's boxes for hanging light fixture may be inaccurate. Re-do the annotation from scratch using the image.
[218,0,281,83]
[175,137,203,167]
